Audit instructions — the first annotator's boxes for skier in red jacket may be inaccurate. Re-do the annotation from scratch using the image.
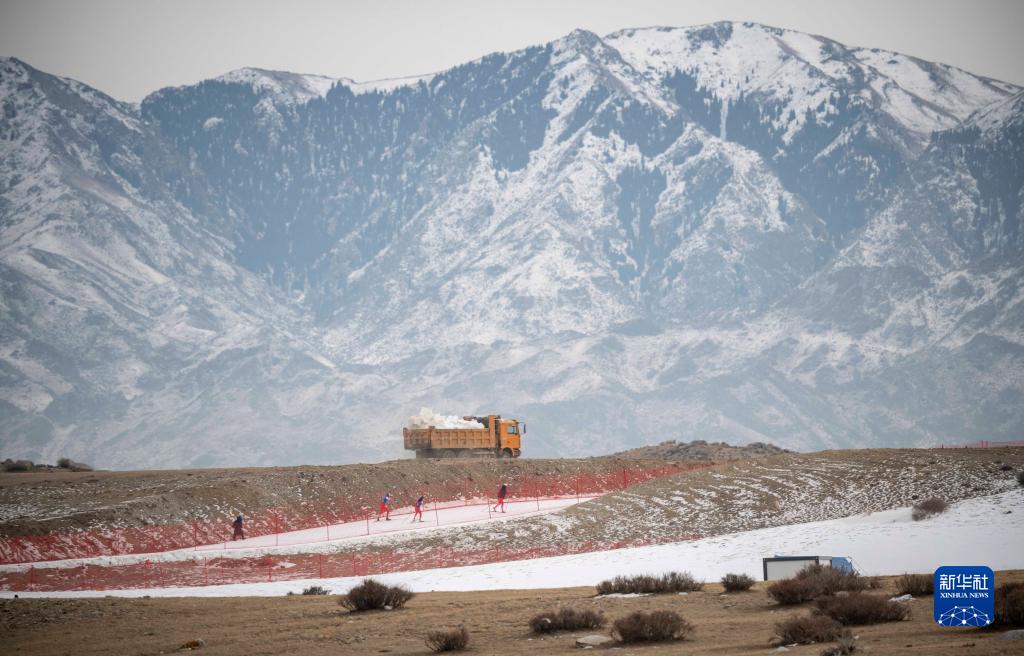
[492,483,509,513]
[412,494,426,522]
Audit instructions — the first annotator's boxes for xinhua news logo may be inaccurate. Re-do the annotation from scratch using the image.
[933,565,994,627]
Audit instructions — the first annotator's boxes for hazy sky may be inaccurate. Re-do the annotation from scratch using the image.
[2,0,1022,102]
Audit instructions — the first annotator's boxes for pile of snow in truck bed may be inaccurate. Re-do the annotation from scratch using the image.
[407,407,484,429]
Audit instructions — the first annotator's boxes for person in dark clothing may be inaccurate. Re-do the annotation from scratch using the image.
[412,494,426,522]
[492,483,509,513]
[232,514,245,540]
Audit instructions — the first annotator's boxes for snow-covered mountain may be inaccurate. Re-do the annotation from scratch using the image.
[1,22,1021,468]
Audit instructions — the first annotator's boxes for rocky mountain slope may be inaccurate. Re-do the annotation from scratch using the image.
[0,22,1021,467]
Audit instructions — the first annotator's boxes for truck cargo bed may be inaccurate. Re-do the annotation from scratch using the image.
[404,427,495,450]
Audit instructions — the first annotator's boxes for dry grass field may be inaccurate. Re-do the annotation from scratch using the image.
[4,571,1023,655]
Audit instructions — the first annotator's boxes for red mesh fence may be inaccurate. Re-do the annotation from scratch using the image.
[0,464,708,566]
[938,440,1024,449]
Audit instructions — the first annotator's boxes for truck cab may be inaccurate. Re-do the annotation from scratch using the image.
[465,415,523,458]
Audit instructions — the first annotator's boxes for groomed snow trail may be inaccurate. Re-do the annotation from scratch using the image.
[7,490,1021,598]
[0,496,592,571]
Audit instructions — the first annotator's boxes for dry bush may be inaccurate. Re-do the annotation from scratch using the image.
[596,571,703,595]
[529,607,606,633]
[339,579,414,611]
[768,565,866,605]
[911,497,948,521]
[821,634,857,656]
[894,573,933,596]
[796,564,868,596]
[425,626,469,652]
[815,593,910,625]
[56,457,93,471]
[597,574,656,595]
[1017,471,1024,487]
[768,577,821,605]
[300,585,330,596]
[774,614,845,644]
[663,571,704,592]
[612,610,693,643]
[721,573,756,592]
[999,463,1013,471]
[995,582,1024,626]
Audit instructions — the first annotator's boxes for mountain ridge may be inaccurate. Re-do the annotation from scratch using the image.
[1,23,1021,467]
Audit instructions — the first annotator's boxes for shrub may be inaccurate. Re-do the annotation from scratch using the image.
[995,582,1024,626]
[339,579,414,611]
[529,607,606,633]
[1017,471,1024,487]
[662,571,704,592]
[2,459,33,472]
[815,593,910,625]
[767,577,821,605]
[56,458,93,472]
[300,585,330,596]
[774,614,845,644]
[612,610,693,643]
[911,497,948,521]
[894,573,933,596]
[596,571,703,595]
[999,463,1013,471]
[425,626,469,652]
[768,565,866,605]
[721,573,756,592]
[821,634,857,656]
[796,565,868,596]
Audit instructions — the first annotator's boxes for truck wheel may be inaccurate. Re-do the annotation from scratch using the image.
[501,448,514,459]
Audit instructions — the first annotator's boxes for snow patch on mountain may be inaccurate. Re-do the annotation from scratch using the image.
[215,67,342,103]
[345,73,436,95]
[606,22,1017,142]
[968,89,1024,131]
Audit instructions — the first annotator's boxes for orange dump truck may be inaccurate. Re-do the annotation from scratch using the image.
[403,415,523,458]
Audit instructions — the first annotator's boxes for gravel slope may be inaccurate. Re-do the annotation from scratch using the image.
[324,448,1024,556]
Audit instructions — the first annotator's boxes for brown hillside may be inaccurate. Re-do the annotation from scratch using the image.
[0,457,699,538]
[608,438,791,460]
[306,448,1024,560]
